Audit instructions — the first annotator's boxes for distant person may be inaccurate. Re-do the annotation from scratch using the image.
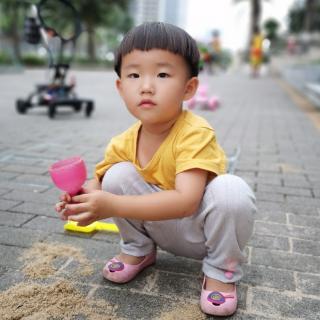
[210,30,222,72]
[287,35,297,55]
[55,22,256,317]
[198,44,213,74]
[249,27,264,77]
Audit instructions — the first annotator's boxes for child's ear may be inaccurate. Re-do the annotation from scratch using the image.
[183,77,199,101]
[116,78,123,96]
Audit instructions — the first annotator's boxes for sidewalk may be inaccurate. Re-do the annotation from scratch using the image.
[0,68,319,319]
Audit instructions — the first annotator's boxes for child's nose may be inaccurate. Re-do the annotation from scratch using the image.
[140,78,154,94]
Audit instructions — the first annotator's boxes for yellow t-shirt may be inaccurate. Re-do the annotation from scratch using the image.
[95,110,226,190]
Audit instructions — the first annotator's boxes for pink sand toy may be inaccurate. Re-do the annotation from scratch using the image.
[187,84,220,111]
[49,156,87,196]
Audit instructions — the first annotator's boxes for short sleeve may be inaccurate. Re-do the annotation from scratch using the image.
[175,128,226,176]
[95,136,131,181]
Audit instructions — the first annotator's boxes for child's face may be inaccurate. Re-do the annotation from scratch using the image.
[116,49,198,127]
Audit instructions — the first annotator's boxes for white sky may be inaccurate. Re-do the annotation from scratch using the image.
[184,0,296,51]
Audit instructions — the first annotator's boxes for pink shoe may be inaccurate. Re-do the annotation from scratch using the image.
[200,278,237,316]
[102,251,156,284]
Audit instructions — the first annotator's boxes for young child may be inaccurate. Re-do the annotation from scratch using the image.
[56,22,256,316]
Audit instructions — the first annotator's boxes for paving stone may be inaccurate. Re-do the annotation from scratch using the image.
[254,210,286,223]
[23,215,65,234]
[0,226,47,247]
[2,189,57,205]
[0,210,34,227]
[9,201,57,217]
[93,285,177,320]
[0,269,26,291]
[257,184,312,197]
[0,245,25,268]
[0,199,21,211]
[13,173,52,186]
[255,221,320,241]
[256,192,284,203]
[45,234,120,262]
[288,213,320,228]
[292,239,320,256]
[251,287,320,319]
[242,264,295,291]
[252,247,320,273]
[296,273,320,296]
[0,180,48,193]
[248,234,290,251]
[2,164,48,175]
[0,171,19,180]
[0,188,10,196]
[284,202,320,216]
[155,251,202,276]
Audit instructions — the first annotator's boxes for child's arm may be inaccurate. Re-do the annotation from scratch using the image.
[58,169,209,225]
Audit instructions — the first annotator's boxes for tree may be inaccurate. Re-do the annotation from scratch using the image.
[0,0,27,61]
[288,0,320,34]
[73,0,132,61]
[234,0,269,46]
[263,18,279,41]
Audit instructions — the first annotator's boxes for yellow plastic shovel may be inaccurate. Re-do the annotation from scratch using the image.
[64,221,119,233]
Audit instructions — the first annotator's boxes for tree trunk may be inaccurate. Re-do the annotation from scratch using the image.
[304,0,315,32]
[11,6,21,61]
[86,23,96,61]
[250,0,261,36]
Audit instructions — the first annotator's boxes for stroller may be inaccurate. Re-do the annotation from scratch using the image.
[16,0,94,118]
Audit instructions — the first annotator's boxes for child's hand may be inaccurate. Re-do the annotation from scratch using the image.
[55,192,72,219]
[58,190,109,226]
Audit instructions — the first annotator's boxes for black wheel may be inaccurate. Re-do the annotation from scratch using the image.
[73,102,81,112]
[85,102,94,117]
[16,99,27,114]
[48,103,56,118]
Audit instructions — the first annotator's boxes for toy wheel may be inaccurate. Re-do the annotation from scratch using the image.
[85,102,94,117]
[48,103,56,118]
[74,102,82,112]
[16,99,28,114]
[208,97,219,110]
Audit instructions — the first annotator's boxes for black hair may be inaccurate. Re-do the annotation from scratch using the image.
[114,22,200,78]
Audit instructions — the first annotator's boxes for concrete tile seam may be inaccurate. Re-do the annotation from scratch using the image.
[288,238,293,253]
[142,270,160,293]
[254,220,320,231]
[251,239,320,256]
[152,267,203,279]
[248,284,320,301]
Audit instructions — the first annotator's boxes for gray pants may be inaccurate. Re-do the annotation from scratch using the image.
[102,162,256,283]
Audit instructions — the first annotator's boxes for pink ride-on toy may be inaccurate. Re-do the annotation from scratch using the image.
[187,84,220,111]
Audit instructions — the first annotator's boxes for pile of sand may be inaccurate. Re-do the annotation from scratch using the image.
[0,242,118,320]
[0,280,117,320]
[158,303,206,320]
[21,242,93,278]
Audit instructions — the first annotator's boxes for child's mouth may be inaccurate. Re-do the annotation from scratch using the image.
[139,100,156,108]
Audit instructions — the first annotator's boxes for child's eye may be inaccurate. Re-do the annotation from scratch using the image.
[128,73,139,78]
[158,72,170,78]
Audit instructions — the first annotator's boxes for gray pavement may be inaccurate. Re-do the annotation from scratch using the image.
[0,68,320,319]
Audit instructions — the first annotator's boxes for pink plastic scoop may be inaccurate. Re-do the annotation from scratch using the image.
[49,156,87,196]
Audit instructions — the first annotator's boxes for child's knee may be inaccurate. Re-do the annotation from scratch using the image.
[101,162,138,194]
[208,174,256,224]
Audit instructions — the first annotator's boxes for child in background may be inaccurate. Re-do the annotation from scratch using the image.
[56,22,256,316]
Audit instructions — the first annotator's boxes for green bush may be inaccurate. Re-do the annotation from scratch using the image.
[0,51,13,65]
[21,54,46,66]
[73,56,113,69]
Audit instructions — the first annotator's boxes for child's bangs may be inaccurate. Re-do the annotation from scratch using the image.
[122,24,186,56]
